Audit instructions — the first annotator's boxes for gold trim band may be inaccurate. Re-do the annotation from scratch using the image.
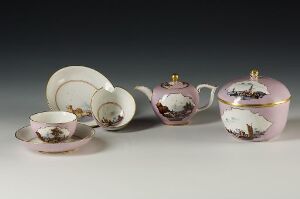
[218,96,291,108]
[54,80,98,110]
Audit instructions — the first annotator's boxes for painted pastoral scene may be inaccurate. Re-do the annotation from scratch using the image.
[101,115,124,127]
[66,103,93,123]
[221,108,272,140]
[36,127,69,143]
[156,93,195,121]
[98,102,124,127]
[161,81,189,89]
[226,80,270,100]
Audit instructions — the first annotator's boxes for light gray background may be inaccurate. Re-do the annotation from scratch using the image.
[1,2,300,199]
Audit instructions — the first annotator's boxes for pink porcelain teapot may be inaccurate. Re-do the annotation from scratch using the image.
[135,74,217,125]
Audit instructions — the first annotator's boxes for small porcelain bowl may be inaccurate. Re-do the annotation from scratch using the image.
[30,111,77,143]
[91,87,136,130]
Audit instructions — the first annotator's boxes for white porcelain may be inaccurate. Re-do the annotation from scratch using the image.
[46,65,114,127]
[91,87,136,130]
[30,111,77,143]
[15,124,95,153]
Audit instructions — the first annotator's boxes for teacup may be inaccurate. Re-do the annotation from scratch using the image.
[91,87,136,130]
[30,111,77,143]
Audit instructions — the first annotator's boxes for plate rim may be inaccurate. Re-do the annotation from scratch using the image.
[45,65,113,127]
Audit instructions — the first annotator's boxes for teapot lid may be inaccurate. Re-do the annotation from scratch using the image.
[161,73,190,89]
[218,69,291,107]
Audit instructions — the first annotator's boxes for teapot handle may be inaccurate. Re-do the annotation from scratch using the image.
[196,84,217,112]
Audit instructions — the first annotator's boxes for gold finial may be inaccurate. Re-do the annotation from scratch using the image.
[250,68,259,80]
[171,73,179,82]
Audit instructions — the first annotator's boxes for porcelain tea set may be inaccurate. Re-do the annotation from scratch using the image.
[15,65,291,153]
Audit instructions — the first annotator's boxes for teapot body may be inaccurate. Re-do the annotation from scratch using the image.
[151,83,199,125]
[135,73,217,126]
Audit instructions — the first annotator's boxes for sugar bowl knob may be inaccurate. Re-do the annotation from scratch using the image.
[250,68,259,80]
[171,73,179,82]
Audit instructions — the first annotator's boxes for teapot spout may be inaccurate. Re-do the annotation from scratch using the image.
[135,86,153,101]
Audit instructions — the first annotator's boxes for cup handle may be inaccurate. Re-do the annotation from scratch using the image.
[196,84,217,112]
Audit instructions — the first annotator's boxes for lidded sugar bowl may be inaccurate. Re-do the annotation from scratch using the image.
[218,69,291,141]
[135,73,217,125]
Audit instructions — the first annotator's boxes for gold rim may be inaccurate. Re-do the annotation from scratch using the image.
[45,65,112,127]
[218,96,291,108]
[29,111,77,124]
[38,149,77,154]
[97,102,125,127]
[54,80,98,110]
[90,86,136,130]
[15,124,95,144]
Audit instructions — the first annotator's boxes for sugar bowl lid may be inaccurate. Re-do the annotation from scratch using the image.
[218,69,291,107]
[160,73,191,89]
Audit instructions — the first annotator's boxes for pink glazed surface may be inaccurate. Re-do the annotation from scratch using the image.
[30,120,77,138]
[219,101,290,141]
[218,76,290,105]
[16,125,93,153]
[22,136,91,153]
[151,84,200,125]
[218,74,291,141]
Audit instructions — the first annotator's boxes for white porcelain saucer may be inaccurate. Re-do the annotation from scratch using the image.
[15,123,95,153]
[46,66,113,127]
